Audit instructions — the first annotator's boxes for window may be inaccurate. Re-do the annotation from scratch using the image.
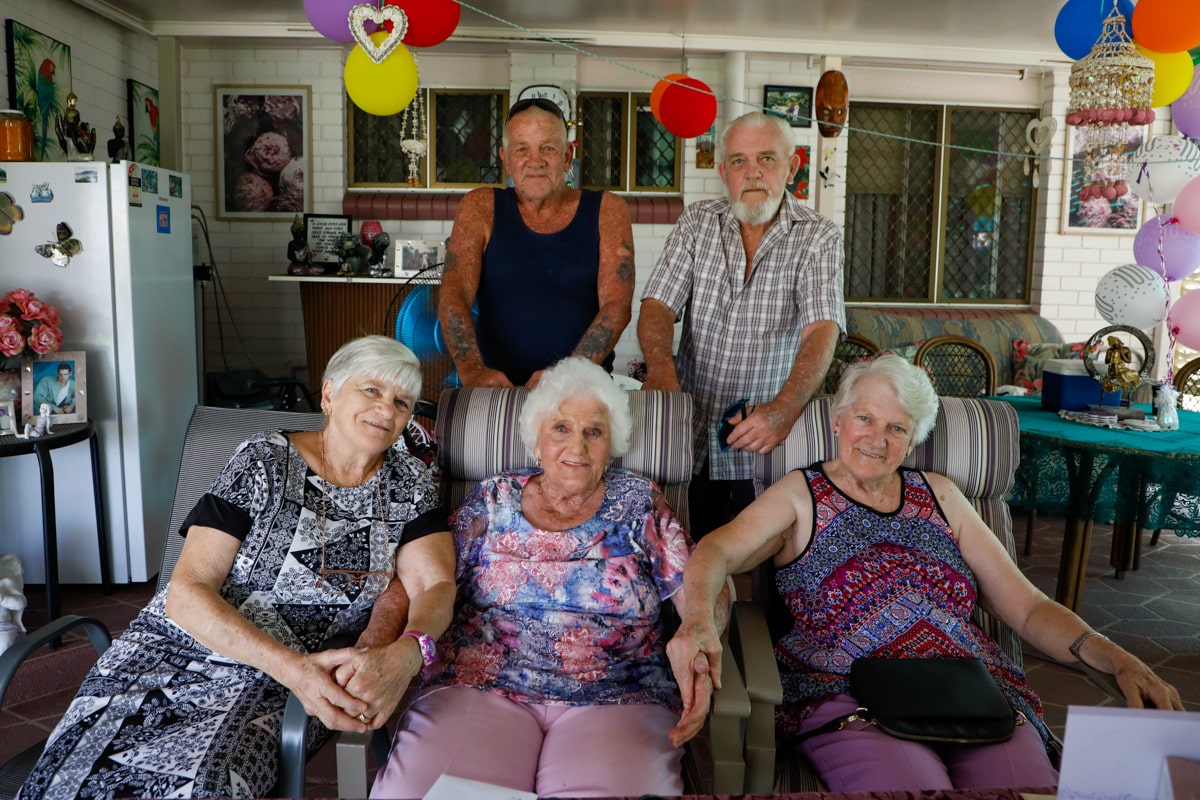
[843,103,1037,304]
[348,89,506,188]
[576,92,681,192]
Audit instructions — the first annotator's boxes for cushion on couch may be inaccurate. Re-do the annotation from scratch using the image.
[1011,339,1098,394]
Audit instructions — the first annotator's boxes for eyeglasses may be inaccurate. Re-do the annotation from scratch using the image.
[316,568,392,593]
[507,97,567,124]
[717,398,752,452]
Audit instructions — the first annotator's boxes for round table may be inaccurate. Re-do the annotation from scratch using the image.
[0,419,112,630]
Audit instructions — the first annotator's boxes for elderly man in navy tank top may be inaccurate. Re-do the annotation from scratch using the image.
[638,111,845,538]
[439,98,635,388]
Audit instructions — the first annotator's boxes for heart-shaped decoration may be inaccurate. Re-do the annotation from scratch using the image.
[1024,117,1057,156]
[348,3,408,65]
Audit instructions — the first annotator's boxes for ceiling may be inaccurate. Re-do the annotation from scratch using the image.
[77,0,1071,66]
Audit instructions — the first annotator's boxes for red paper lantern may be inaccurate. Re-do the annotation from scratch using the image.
[384,0,461,47]
[656,76,717,139]
[651,73,687,118]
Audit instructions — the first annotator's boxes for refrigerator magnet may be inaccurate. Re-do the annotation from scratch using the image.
[157,205,170,234]
[34,221,82,267]
[30,182,52,203]
[0,192,23,234]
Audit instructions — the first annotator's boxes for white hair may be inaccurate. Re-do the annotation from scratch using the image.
[519,357,633,458]
[832,354,940,445]
[322,335,422,401]
[718,111,793,163]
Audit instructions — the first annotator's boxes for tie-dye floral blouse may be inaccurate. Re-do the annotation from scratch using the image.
[423,468,692,710]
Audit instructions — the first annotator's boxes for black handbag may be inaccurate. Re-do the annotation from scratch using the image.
[800,657,1019,745]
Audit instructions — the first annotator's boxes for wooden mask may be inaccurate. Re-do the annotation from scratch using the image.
[815,70,849,138]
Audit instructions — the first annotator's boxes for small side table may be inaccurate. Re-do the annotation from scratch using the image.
[0,419,112,628]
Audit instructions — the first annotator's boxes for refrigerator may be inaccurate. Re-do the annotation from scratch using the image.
[0,160,198,584]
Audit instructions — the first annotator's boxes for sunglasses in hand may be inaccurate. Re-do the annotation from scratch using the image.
[717,398,752,451]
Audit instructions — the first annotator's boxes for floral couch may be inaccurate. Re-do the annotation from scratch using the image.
[844,306,1065,388]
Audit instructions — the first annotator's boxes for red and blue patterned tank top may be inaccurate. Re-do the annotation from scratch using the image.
[773,464,1050,746]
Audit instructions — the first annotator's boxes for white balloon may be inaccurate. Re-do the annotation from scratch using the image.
[1094,263,1170,330]
[1127,135,1200,205]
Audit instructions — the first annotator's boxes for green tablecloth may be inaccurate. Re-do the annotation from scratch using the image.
[989,395,1200,537]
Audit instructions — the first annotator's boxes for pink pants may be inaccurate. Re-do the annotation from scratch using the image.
[795,693,1059,791]
[369,687,684,799]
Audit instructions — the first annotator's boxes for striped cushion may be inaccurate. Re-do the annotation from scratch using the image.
[434,388,694,529]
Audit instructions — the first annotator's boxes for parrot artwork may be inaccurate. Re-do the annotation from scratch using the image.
[144,97,159,132]
[36,58,56,159]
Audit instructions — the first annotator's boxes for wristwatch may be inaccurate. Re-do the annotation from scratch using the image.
[402,630,437,666]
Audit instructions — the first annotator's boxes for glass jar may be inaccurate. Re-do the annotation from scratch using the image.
[0,109,34,161]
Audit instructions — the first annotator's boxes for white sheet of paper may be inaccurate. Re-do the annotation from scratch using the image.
[1057,706,1200,800]
[422,774,538,800]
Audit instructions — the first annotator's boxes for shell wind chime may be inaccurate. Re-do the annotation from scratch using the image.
[399,69,426,186]
[1065,1,1155,201]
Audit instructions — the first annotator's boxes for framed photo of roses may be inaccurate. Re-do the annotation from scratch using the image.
[214,85,311,220]
[21,350,86,425]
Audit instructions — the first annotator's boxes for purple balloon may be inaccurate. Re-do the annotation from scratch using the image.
[304,0,359,42]
[1134,214,1200,281]
[1173,71,1200,139]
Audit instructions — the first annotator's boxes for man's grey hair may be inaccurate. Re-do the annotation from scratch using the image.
[717,111,793,163]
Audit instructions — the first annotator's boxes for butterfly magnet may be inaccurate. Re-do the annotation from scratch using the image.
[35,222,83,267]
[0,192,24,235]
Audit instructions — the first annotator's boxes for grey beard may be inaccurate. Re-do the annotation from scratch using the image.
[731,190,784,225]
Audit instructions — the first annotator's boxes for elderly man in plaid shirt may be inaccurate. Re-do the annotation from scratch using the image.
[638,111,845,537]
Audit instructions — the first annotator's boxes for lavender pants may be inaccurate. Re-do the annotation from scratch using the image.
[369,686,684,799]
[794,693,1059,791]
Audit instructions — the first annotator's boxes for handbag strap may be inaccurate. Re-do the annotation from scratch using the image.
[792,708,871,743]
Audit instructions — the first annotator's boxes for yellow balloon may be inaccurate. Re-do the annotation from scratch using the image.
[344,32,418,116]
[1136,44,1196,107]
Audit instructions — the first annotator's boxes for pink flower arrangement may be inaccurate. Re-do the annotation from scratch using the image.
[0,288,64,359]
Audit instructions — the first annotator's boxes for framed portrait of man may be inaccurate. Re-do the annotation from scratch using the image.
[21,351,87,425]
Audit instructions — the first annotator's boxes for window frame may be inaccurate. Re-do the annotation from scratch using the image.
[576,90,682,194]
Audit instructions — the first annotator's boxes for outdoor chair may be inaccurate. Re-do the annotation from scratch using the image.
[914,334,997,397]
[820,333,880,395]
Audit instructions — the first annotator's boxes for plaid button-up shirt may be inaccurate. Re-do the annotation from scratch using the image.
[642,195,845,480]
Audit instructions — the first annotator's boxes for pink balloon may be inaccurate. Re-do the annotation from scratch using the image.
[304,0,359,42]
[1168,288,1200,350]
[1178,176,1200,235]
[1174,70,1200,138]
[1133,214,1200,281]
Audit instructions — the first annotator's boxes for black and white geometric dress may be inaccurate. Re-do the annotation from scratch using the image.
[19,431,444,800]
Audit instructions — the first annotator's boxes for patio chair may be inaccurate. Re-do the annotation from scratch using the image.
[0,406,390,800]
[914,334,997,397]
[820,333,880,395]
[1146,355,1200,548]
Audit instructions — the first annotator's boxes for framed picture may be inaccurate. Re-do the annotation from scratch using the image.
[304,213,351,266]
[5,20,73,162]
[396,239,444,276]
[214,85,311,220]
[21,350,86,425]
[1061,125,1146,233]
[787,145,811,200]
[127,78,159,166]
[0,398,15,434]
[763,84,813,129]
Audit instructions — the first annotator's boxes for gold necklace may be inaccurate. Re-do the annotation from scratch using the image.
[316,432,392,592]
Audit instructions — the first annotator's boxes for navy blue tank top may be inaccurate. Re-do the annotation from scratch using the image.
[477,187,612,385]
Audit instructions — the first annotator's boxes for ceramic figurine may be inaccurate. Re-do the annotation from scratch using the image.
[54,92,97,162]
[15,402,54,439]
[0,553,27,656]
[107,116,129,163]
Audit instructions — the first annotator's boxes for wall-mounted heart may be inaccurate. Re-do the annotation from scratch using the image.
[348,4,408,64]
[1025,117,1057,157]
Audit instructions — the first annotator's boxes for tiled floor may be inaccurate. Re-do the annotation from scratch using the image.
[2,509,1198,797]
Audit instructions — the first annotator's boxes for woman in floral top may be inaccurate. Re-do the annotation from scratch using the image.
[371,357,721,799]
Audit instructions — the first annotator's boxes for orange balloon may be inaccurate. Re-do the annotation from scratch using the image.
[651,73,687,118]
[1132,0,1200,55]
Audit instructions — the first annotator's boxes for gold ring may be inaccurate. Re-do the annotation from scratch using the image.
[357,713,369,723]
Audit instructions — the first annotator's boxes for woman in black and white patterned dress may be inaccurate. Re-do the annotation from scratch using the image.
[20,336,456,800]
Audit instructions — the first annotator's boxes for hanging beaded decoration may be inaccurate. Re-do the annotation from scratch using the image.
[1065,0,1155,202]
[399,61,427,187]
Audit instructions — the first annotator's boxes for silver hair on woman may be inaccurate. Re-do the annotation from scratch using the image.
[519,357,633,458]
[718,111,792,162]
[832,354,940,445]
[323,335,423,401]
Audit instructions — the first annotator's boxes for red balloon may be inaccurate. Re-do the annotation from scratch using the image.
[1132,0,1200,56]
[656,76,717,139]
[651,73,686,118]
[384,0,460,47]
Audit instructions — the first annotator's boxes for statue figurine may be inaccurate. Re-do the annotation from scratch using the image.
[368,231,391,277]
[54,92,96,161]
[14,403,53,440]
[1102,335,1141,394]
[107,116,129,163]
[286,214,322,275]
